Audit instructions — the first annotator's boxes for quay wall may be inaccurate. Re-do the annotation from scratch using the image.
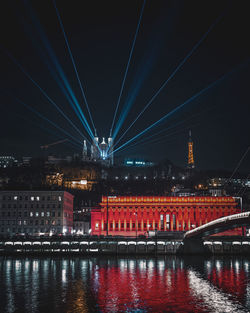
[1,237,250,255]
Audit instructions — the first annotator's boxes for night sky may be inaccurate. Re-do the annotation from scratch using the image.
[0,0,249,171]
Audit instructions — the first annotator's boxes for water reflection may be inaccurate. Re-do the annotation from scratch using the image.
[0,256,250,312]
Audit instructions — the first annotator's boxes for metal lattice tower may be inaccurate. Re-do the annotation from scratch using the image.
[187,130,195,169]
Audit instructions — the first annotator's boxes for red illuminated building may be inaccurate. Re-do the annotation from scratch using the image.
[91,196,240,236]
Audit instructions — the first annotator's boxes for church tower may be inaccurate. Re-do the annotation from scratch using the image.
[82,140,88,161]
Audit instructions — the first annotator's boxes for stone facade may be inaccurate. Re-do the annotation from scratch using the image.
[0,191,74,236]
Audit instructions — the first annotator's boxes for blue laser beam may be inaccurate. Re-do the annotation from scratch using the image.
[114,114,202,154]
[6,93,84,146]
[115,11,224,145]
[115,106,215,150]
[109,0,146,136]
[115,111,220,156]
[36,34,94,139]
[114,105,194,150]
[135,115,217,150]
[111,3,181,142]
[110,3,181,146]
[1,46,89,143]
[2,14,88,138]
[43,60,94,140]
[53,0,96,134]
[112,59,250,155]
[112,50,156,140]
[23,0,94,139]
[18,113,82,150]
[114,124,197,156]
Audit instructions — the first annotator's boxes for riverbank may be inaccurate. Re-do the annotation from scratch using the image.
[1,236,250,255]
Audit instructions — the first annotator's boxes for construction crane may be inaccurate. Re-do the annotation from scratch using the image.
[40,139,68,150]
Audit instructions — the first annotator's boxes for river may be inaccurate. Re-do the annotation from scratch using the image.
[0,256,250,313]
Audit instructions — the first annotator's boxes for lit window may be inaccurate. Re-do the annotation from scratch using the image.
[35,212,39,217]
[47,212,50,217]
[14,196,18,200]
[31,197,34,201]
[41,212,44,217]
[58,196,62,201]
[36,196,40,201]
[30,212,33,217]
[95,223,99,229]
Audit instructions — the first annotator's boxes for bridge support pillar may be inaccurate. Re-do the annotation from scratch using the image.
[178,239,210,255]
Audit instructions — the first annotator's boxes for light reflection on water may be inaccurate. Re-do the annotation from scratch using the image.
[0,256,250,313]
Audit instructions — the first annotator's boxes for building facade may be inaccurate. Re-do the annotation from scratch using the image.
[0,191,74,236]
[91,196,241,236]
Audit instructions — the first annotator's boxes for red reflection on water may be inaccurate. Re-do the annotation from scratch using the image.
[207,263,247,302]
[91,260,210,313]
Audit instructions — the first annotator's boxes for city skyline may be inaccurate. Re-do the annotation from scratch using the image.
[0,0,249,171]
[1,3,250,313]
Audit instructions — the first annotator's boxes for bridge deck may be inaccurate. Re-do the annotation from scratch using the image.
[184,212,250,239]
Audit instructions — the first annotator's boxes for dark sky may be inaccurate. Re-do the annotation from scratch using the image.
[0,0,249,171]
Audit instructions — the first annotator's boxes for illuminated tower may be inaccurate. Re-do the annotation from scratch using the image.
[108,137,114,166]
[82,140,88,161]
[187,130,195,169]
[91,133,99,161]
[100,137,108,160]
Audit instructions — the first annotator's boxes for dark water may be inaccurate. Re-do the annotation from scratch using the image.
[1,256,250,313]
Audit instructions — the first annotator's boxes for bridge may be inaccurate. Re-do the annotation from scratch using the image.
[184,211,250,239]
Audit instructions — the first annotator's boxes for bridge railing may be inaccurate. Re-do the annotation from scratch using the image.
[184,211,250,238]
